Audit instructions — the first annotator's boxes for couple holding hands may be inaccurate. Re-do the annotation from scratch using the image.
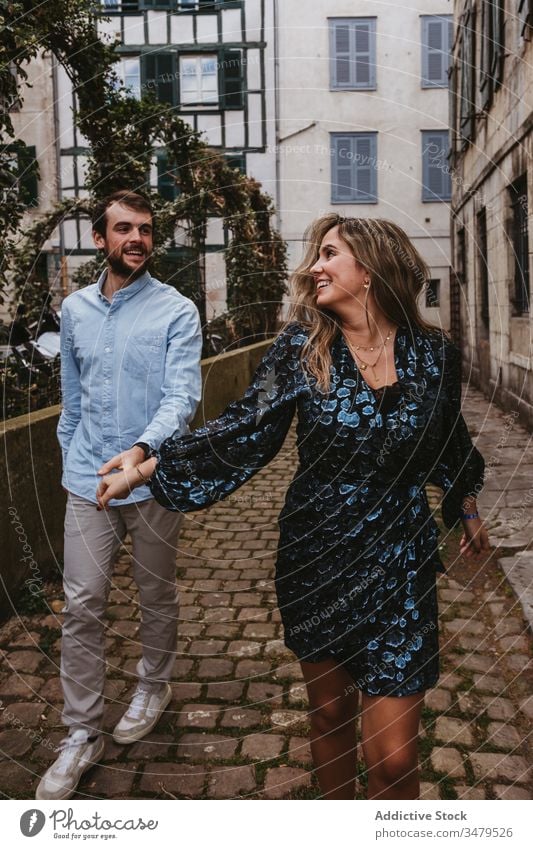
[36,190,489,801]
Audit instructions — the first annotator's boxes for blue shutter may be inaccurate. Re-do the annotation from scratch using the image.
[422,131,451,201]
[422,16,452,87]
[330,19,376,90]
[331,133,377,203]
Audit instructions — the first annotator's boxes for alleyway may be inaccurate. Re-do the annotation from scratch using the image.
[0,383,532,800]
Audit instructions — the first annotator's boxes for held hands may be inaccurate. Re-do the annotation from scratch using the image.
[96,447,157,510]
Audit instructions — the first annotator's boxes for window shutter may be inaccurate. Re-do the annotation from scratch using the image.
[354,135,373,200]
[331,133,377,202]
[490,0,505,86]
[333,23,352,87]
[332,136,355,201]
[518,0,533,36]
[221,48,243,108]
[459,8,475,144]
[422,131,451,201]
[330,19,375,90]
[17,144,38,207]
[353,21,372,87]
[422,16,452,86]
[156,149,179,201]
[141,52,175,105]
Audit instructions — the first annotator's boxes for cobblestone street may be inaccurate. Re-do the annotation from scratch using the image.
[0,383,532,800]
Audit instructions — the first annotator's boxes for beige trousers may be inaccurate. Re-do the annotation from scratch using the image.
[60,493,183,735]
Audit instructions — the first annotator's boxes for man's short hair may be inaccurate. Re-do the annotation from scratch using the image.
[92,190,154,238]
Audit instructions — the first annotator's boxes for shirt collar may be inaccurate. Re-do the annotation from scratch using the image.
[96,269,152,302]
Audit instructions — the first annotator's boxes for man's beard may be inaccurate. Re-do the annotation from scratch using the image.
[107,250,151,281]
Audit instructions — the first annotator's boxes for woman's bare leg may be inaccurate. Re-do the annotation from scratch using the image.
[300,658,359,799]
[360,691,425,799]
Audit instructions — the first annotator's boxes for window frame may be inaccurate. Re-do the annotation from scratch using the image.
[329,17,377,91]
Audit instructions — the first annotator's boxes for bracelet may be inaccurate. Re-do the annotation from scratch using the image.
[461,511,479,520]
[135,464,151,485]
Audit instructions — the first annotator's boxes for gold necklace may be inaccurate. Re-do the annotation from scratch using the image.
[345,331,393,384]
[345,326,393,353]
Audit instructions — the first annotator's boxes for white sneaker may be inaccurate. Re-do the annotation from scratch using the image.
[112,682,172,744]
[35,729,105,800]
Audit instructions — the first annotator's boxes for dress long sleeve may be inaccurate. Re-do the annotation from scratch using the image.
[148,326,304,512]
[428,339,485,529]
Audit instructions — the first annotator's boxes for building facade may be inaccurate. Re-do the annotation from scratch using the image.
[275,0,454,329]
[450,1,533,428]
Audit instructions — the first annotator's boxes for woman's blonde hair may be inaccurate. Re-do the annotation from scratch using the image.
[285,214,443,390]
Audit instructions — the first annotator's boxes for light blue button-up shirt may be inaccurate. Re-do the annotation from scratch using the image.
[57,270,202,504]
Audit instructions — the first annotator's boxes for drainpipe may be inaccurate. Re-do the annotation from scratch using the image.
[273,0,281,232]
[51,54,67,298]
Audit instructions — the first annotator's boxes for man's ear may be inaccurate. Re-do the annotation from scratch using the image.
[93,229,105,251]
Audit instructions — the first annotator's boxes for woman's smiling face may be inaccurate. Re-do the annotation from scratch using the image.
[310,225,369,313]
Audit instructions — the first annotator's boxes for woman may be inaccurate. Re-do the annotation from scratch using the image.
[97,215,490,800]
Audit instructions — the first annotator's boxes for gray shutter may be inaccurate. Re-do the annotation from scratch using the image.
[330,19,375,90]
[422,131,451,201]
[354,135,373,200]
[422,16,452,86]
[332,135,355,201]
[354,21,372,87]
[333,22,352,86]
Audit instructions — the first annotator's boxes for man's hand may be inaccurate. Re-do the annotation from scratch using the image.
[96,467,142,510]
[460,517,491,560]
[98,445,145,477]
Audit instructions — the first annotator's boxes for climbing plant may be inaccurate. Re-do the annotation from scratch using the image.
[1,0,288,354]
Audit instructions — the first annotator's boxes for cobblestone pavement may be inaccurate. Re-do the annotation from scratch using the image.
[0,384,532,800]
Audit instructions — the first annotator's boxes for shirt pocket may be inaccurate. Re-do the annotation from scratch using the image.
[123,333,165,377]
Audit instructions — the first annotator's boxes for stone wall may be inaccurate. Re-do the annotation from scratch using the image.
[0,338,272,620]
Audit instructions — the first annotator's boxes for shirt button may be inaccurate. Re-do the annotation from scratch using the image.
[104,378,110,384]
[105,347,111,353]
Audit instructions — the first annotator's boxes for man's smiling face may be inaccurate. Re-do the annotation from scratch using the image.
[93,201,153,281]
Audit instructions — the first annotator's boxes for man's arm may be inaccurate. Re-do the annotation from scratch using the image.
[137,300,202,449]
[56,301,81,465]
[98,301,202,482]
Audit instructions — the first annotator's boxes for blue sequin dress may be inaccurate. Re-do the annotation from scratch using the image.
[149,322,485,696]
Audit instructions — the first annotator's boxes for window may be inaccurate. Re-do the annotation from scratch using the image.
[425,279,440,308]
[509,174,530,315]
[101,0,140,9]
[477,208,490,327]
[225,153,246,173]
[421,131,452,201]
[518,0,533,38]
[479,1,505,109]
[329,18,377,90]
[5,144,38,207]
[118,58,141,99]
[331,133,378,204]
[421,15,453,87]
[459,5,476,146]
[141,49,243,109]
[180,55,218,105]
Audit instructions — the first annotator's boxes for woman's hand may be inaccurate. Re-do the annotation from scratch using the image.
[96,466,143,510]
[459,516,491,560]
[96,457,158,510]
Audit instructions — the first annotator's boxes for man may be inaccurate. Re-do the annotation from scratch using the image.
[36,190,202,800]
